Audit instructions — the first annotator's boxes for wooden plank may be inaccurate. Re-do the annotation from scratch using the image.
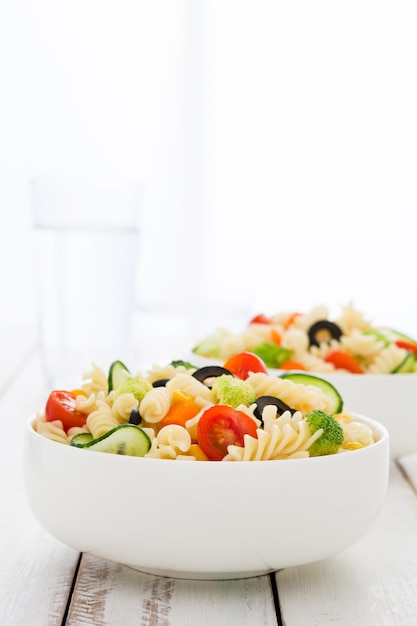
[66,555,279,626]
[0,352,80,626]
[275,462,417,625]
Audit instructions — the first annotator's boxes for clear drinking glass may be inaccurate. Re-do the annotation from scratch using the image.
[31,178,142,389]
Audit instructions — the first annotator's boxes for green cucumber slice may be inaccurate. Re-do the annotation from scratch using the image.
[377,327,417,345]
[392,352,417,374]
[108,360,130,392]
[279,372,344,413]
[70,432,94,446]
[362,329,390,347]
[71,424,151,456]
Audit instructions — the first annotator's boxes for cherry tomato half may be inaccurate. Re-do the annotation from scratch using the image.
[45,390,88,431]
[324,350,364,374]
[197,405,259,460]
[249,313,271,324]
[223,351,268,380]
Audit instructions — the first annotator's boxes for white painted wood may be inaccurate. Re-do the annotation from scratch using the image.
[0,351,80,626]
[276,462,417,626]
[67,555,278,626]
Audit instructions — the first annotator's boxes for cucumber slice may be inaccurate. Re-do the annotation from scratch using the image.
[392,352,417,374]
[70,432,94,446]
[108,360,130,392]
[362,329,390,347]
[71,424,151,456]
[279,372,344,413]
[377,327,417,345]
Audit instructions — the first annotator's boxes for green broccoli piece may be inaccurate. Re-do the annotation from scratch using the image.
[114,376,152,403]
[212,374,256,408]
[252,342,291,368]
[306,410,344,457]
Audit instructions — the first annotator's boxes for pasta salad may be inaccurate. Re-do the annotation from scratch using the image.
[33,357,376,461]
[192,303,417,374]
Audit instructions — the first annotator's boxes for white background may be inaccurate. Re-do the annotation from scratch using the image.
[1,1,417,343]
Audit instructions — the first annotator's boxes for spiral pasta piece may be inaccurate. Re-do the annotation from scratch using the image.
[239,323,276,349]
[297,353,336,373]
[166,373,215,408]
[35,419,68,444]
[246,372,331,415]
[146,363,195,384]
[220,335,247,359]
[67,425,90,442]
[335,302,373,335]
[75,390,106,415]
[281,328,309,358]
[87,400,120,439]
[224,409,323,461]
[145,425,192,459]
[336,413,376,449]
[139,387,172,424]
[112,392,139,423]
[340,329,385,358]
[156,425,192,452]
[294,305,329,331]
[81,363,109,395]
[367,343,408,374]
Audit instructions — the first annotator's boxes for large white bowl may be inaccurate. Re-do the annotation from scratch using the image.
[24,413,389,580]
[188,355,417,459]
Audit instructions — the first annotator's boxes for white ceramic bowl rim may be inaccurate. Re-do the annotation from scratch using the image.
[27,411,389,467]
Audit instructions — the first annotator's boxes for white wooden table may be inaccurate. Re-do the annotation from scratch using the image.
[1,320,417,625]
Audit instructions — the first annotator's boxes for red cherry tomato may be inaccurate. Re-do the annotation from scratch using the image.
[324,350,364,374]
[197,405,259,461]
[45,390,88,431]
[394,340,417,357]
[223,351,268,380]
[249,313,271,324]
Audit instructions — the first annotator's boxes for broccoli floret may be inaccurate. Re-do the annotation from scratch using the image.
[306,410,344,456]
[212,374,256,408]
[252,342,291,368]
[114,376,152,403]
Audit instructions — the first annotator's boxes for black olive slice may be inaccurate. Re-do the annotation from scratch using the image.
[253,395,297,423]
[192,365,233,387]
[308,320,343,347]
[152,378,170,387]
[129,408,141,425]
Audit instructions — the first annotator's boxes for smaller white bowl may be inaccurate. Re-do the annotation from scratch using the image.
[24,413,389,580]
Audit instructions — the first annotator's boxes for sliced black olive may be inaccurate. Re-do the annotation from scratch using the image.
[253,395,297,423]
[192,365,232,388]
[152,378,170,387]
[128,408,141,425]
[308,320,343,347]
